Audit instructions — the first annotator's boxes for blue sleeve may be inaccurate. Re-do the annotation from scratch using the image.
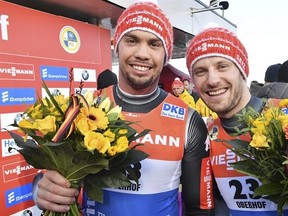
[32,172,44,209]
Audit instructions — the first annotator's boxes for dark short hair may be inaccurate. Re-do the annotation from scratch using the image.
[97,69,118,89]
[278,60,288,83]
[265,63,281,82]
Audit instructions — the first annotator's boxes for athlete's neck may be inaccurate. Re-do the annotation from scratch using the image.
[116,85,161,105]
[220,96,264,134]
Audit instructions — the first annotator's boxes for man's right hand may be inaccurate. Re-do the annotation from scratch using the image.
[36,170,79,213]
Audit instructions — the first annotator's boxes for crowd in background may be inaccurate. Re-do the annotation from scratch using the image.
[250,59,288,99]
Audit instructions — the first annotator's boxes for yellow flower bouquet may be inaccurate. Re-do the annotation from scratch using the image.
[8,79,149,216]
[226,99,288,214]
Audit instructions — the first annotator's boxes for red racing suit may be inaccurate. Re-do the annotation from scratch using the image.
[208,96,288,216]
[82,85,213,216]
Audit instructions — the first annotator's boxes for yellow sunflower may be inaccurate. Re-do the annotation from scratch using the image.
[75,107,109,135]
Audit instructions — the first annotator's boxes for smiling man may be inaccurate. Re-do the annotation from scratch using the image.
[32,2,213,216]
[186,27,288,215]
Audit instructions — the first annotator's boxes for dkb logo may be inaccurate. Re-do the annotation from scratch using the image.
[161,103,185,120]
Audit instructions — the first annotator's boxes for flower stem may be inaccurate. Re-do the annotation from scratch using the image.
[43,204,80,216]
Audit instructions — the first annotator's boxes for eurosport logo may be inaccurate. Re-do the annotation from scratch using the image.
[1,138,20,157]
[161,103,185,120]
[0,62,35,80]
[40,65,69,81]
[73,68,96,82]
[0,88,36,106]
[5,183,33,207]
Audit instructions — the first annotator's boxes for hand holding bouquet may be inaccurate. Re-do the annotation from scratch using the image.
[8,78,149,216]
[226,99,288,214]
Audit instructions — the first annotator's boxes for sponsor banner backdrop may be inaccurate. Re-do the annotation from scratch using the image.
[0,1,111,215]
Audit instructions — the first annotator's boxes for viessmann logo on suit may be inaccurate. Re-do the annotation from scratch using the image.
[5,183,33,207]
[0,88,36,106]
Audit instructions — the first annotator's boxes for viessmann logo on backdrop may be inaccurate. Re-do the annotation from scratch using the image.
[3,160,38,183]
[0,88,36,106]
[40,65,69,81]
[5,183,33,207]
[0,62,35,80]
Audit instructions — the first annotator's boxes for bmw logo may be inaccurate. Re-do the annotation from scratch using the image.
[82,70,89,80]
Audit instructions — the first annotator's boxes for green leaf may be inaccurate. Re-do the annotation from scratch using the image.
[109,149,149,170]
[42,80,65,116]
[38,143,109,181]
[222,139,249,150]
[125,164,140,183]
[8,130,110,182]
[84,171,130,203]
[7,131,37,149]
[125,149,149,165]
[254,182,283,196]
[129,129,151,143]
[8,125,52,146]
[65,151,109,181]
[277,197,288,215]
[107,112,119,121]
[229,159,262,178]
[7,131,51,169]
